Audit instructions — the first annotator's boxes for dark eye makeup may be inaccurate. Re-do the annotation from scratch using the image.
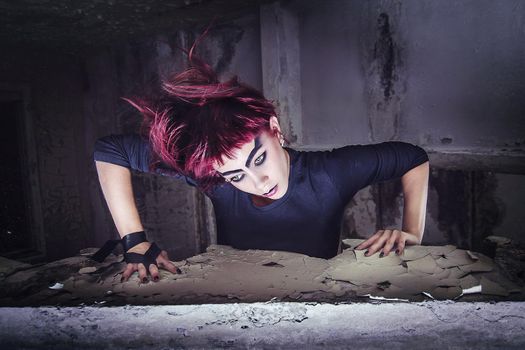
[230,174,244,182]
[254,152,266,166]
[228,151,266,183]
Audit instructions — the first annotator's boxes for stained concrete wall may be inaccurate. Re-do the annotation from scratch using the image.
[400,0,525,150]
[289,0,525,149]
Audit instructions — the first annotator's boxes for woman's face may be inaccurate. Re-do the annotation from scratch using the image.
[213,117,290,199]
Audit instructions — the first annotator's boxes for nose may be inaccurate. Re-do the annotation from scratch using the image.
[251,172,269,192]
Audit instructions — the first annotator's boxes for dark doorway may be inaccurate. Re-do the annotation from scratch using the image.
[0,100,32,255]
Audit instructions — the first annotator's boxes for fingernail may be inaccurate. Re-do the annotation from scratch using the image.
[365,250,369,256]
[176,267,182,274]
[153,276,159,282]
[142,277,148,283]
[379,252,384,258]
[395,249,400,255]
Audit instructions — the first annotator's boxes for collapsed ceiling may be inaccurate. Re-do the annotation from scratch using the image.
[0,0,271,51]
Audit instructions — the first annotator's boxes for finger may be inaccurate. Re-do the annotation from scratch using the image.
[366,230,390,256]
[121,263,135,282]
[396,239,407,256]
[149,264,160,282]
[158,256,182,274]
[382,230,400,256]
[355,239,371,250]
[137,263,148,283]
[356,231,382,250]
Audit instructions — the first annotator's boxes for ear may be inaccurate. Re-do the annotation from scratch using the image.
[269,116,281,134]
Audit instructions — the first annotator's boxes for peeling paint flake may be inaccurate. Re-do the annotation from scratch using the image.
[0,242,522,305]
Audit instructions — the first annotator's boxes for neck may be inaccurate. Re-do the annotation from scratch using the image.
[251,195,274,207]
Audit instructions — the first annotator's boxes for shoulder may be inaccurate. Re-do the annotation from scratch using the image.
[294,141,427,178]
[94,133,149,149]
[318,141,427,164]
[287,146,365,182]
[291,144,376,168]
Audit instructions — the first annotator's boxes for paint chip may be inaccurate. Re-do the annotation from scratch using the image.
[480,277,509,297]
[407,255,437,274]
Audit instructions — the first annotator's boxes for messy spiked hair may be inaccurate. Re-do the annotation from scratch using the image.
[124,34,278,192]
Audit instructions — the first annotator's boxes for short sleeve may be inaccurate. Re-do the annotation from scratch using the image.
[324,141,428,201]
[93,134,197,186]
[94,134,152,172]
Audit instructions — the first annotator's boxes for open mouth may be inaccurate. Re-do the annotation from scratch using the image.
[262,185,278,198]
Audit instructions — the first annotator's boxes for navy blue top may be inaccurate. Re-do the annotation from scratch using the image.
[94,134,428,259]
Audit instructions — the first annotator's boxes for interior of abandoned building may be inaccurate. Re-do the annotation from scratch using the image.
[1,0,524,349]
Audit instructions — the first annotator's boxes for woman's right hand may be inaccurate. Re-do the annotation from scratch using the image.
[120,242,181,283]
[95,162,181,283]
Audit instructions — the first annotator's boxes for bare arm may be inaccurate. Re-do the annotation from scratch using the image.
[356,161,430,256]
[401,161,429,243]
[95,161,144,237]
[95,160,180,281]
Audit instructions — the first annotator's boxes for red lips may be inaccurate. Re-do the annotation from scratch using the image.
[262,185,278,197]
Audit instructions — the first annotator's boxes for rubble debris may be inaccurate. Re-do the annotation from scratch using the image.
[48,282,64,290]
[0,256,32,278]
[486,235,525,287]
[79,267,98,274]
[0,240,523,306]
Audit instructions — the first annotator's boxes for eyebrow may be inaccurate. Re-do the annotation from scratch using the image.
[219,137,263,176]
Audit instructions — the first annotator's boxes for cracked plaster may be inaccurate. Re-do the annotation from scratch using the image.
[1,239,523,307]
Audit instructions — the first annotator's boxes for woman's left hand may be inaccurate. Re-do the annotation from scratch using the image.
[355,229,420,257]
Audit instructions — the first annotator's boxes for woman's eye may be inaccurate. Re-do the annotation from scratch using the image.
[230,174,245,183]
[254,152,266,166]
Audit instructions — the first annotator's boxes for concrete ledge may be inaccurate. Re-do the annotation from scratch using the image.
[428,149,525,174]
[1,302,524,349]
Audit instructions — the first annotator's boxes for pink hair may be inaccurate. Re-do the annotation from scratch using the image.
[124,38,277,192]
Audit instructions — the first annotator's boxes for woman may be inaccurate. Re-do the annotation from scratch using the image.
[93,46,429,283]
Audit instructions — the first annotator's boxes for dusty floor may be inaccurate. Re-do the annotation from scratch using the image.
[1,239,523,306]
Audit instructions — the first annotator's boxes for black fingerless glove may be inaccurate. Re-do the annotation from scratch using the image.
[91,231,162,268]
